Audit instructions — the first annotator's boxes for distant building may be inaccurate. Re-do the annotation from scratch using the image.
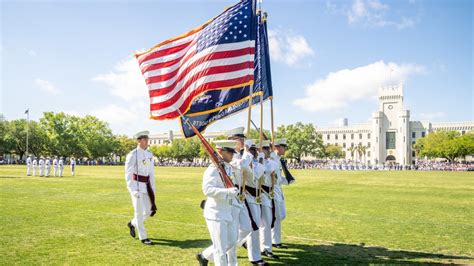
[315,84,474,165]
[148,130,227,146]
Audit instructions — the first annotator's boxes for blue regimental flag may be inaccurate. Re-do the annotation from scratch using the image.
[180,13,273,138]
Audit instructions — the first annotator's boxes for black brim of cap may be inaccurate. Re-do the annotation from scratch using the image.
[229,134,246,139]
[222,147,237,153]
[137,135,149,139]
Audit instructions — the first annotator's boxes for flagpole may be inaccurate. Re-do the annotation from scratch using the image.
[26,109,29,158]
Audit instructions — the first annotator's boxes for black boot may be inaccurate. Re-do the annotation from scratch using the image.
[196,252,208,266]
[261,250,280,259]
[127,221,136,238]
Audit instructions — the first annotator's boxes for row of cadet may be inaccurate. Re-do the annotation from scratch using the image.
[25,155,76,177]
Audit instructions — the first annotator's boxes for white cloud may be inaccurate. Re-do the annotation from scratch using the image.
[328,0,419,30]
[93,57,148,102]
[35,79,60,95]
[268,29,315,67]
[293,61,425,112]
[90,104,141,125]
[28,50,37,57]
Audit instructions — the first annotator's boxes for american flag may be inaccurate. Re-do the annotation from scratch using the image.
[136,1,256,120]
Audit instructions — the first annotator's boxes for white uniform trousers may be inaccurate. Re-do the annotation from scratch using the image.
[45,166,51,177]
[246,203,262,262]
[259,204,273,252]
[130,191,152,240]
[71,165,75,176]
[33,166,37,176]
[203,205,245,266]
[26,165,31,176]
[53,166,58,177]
[39,166,45,176]
[202,218,234,266]
[227,204,252,265]
[272,200,286,244]
[59,166,64,177]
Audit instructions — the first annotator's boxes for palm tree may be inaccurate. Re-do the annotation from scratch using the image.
[357,144,368,163]
[348,146,356,161]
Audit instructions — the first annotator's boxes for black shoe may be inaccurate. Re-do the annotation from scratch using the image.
[141,239,152,245]
[242,242,247,249]
[261,250,279,259]
[127,221,136,238]
[272,243,288,249]
[196,252,208,266]
[251,259,269,265]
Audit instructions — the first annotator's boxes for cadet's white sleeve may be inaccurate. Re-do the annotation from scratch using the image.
[202,168,230,200]
[253,162,265,181]
[124,152,136,193]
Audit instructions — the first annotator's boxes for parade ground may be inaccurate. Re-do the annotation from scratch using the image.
[0,166,473,265]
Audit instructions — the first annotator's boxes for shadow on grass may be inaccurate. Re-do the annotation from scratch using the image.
[264,243,473,265]
[149,238,211,249]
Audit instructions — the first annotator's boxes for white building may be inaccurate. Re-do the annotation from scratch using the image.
[315,84,474,165]
[148,129,227,146]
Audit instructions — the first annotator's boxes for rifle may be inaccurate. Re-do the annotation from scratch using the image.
[180,114,234,188]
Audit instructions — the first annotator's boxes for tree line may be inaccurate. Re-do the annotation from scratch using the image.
[1,112,472,163]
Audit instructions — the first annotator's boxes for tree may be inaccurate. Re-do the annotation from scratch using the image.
[356,144,367,163]
[5,119,48,159]
[324,144,345,159]
[414,131,474,162]
[0,120,15,156]
[114,135,136,162]
[277,122,324,162]
[149,145,171,163]
[347,145,356,161]
[183,138,201,162]
[246,128,272,142]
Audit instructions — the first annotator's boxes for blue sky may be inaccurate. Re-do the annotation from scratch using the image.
[1,0,472,136]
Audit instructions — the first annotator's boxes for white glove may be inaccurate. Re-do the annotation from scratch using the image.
[227,187,239,197]
[131,191,140,198]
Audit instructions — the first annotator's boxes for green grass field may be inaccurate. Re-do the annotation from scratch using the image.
[0,165,473,265]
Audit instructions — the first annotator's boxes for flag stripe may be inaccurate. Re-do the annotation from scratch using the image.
[150,68,253,108]
[146,47,254,89]
[136,31,200,63]
[149,61,253,102]
[150,75,253,119]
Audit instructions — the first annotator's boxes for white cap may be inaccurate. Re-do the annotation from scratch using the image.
[213,140,237,153]
[134,130,150,139]
[226,127,245,139]
[261,140,271,148]
[275,138,287,146]
[244,139,255,148]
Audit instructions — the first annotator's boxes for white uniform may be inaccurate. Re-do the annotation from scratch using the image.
[53,158,58,176]
[45,159,51,177]
[227,149,253,264]
[58,158,64,177]
[32,159,38,176]
[270,152,289,245]
[39,158,45,177]
[125,147,156,240]
[70,159,76,176]
[26,157,32,176]
[201,163,238,266]
[245,156,266,262]
[259,158,278,253]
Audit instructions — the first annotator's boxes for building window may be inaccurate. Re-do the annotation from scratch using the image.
[351,134,354,140]
[343,143,346,148]
[412,151,416,157]
[327,134,330,140]
[351,143,354,147]
[412,141,415,145]
[367,142,371,147]
[390,122,392,126]
[421,132,426,137]
[343,134,346,140]
[335,134,338,140]
[376,137,378,143]
[359,133,362,139]
[403,136,405,143]
[386,132,396,149]
[412,132,416,138]
[368,133,371,139]
[367,151,371,157]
